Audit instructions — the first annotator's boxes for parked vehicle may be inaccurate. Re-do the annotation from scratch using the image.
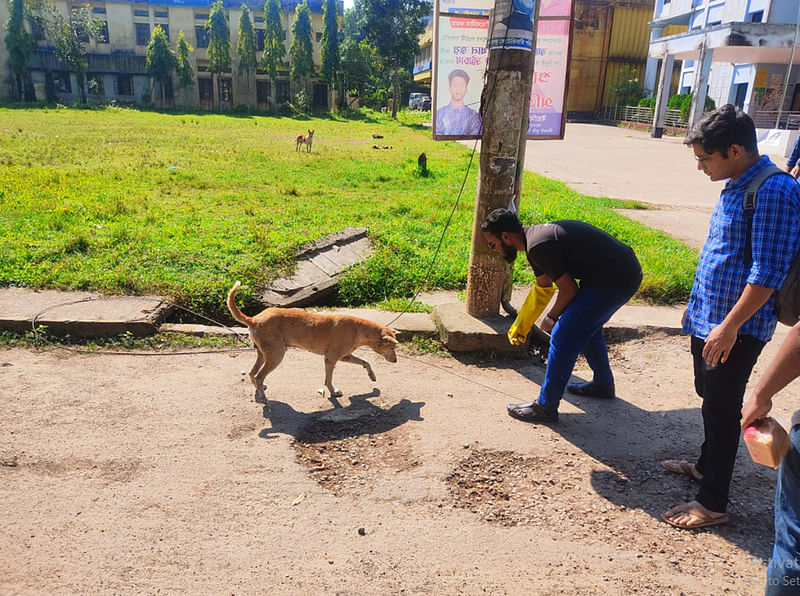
[409,93,431,110]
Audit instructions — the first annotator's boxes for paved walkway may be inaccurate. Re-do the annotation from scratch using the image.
[522,123,719,251]
[471,122,787,250]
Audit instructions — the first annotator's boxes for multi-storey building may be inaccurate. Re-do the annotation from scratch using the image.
[646,0,800,137]
[0,0,340,110]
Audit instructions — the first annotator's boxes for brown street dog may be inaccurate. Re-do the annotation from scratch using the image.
[295,129,314,153]
[227,281,398,404]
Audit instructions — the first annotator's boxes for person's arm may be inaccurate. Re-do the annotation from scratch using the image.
[788,137,800,171]
[707,177,800,366]
[540,273,578,333]
[741,321,800,428]
[701,283,774,366]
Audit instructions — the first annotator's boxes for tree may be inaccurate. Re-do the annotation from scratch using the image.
[261,0,286,114]
[610,65,646,107]
[5,0,35,100]
[175,30,195,108]
[237,4,257,109]
[339,37,374,108]
[50,5,103,104]
[290,0,314,103]
[145,25,177,108]
[321,0,339,105]
[356,0,431,118]
[206,0,231,110]
[340,6,362,42]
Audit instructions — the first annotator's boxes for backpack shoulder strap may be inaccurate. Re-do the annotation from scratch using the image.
[743,164,790,263]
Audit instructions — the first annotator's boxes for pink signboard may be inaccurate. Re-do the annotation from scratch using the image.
[528,19,571,137]
[433,0,574,140]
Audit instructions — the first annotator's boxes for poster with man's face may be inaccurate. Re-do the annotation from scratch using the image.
[433,15,488,138]
[433,0,574,140]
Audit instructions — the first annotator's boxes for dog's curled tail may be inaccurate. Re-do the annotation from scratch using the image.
[227,281,253,327]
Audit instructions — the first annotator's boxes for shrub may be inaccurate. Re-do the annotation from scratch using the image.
[611,65,647,107]
[667,93,690,110]
[291,89,310,115]
[676,93,716,121]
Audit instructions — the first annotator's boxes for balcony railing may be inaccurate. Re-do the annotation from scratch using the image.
[602,105,688,128]
[752,111,800,130]
[603,106,800,131]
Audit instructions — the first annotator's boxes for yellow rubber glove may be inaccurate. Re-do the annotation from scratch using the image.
[507,284,556,345]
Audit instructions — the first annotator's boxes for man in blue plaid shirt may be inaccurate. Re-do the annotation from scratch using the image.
[661,104,800,530]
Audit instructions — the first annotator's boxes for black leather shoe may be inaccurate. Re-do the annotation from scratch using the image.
[506,401,559,423]
[567,381,615,399]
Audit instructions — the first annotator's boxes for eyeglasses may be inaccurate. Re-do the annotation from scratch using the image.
[694,153,716,164]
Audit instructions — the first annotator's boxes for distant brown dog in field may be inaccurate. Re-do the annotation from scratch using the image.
[295,129,314,153]
[227,281,398,404]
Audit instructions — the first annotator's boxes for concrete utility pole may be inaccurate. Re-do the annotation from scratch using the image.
[465,0,536,318]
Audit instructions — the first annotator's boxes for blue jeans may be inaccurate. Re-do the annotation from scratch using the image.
[537,285,636,411]
[766,422,800,595]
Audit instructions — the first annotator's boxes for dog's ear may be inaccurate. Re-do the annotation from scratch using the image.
[382,333,399,345]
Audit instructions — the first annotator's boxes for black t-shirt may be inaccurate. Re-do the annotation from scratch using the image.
[524,220,642,293]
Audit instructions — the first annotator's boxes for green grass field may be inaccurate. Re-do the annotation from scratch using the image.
[0,105,698,319]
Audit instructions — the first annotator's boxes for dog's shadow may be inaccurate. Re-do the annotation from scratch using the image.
[258,390,425,443]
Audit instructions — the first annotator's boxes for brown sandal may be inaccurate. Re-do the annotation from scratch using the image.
[661,459,703,481]
[662,501,728,529]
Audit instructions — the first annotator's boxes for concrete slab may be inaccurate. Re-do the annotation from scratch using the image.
[0,287,172,338]
[329,308,438,341]
[431,302,524,354]
[261,227,373,308]
[159,323,248,338]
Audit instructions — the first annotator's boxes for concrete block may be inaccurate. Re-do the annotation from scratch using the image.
[431,302,523,353]
[0,287,171,338]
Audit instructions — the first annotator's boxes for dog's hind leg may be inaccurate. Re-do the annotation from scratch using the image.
[248,350,267,403]
[252,343,285,404]
[340,354,376,382]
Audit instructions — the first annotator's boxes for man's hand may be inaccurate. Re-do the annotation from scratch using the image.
[741,394,772,429]
[540,317,554,334]
[702,323,738,367]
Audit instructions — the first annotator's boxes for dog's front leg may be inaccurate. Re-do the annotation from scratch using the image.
[340,354,376,382]
[323,355,343,397]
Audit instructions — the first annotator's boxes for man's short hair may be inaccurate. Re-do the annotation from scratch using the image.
[448,69,470,85]
[481,208,523,236]
[684,103,758,157]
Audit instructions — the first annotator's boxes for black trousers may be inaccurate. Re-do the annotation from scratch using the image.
[691,334,765,512]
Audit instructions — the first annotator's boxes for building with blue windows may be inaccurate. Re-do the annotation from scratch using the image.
[0,0,340,110]
[646,0,800,142]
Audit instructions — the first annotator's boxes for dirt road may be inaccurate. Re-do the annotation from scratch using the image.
[2,330,795,594]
